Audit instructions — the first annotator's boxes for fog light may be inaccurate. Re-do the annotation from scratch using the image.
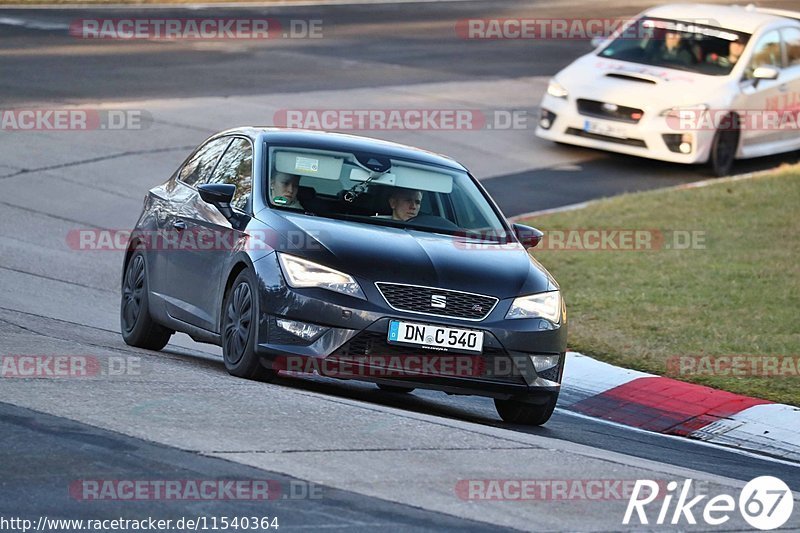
[679,133,693,154]
[530,354,560,373]
[539,109,556,130]
[276,318,326,341]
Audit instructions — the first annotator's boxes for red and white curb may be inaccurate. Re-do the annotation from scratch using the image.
[560,352,800,462]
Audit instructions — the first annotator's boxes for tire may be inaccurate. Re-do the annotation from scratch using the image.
[377,384,415,394]
[494,394,557,426]
[221,269,277,382]
[120,249,172,350]
[708,113,740,177]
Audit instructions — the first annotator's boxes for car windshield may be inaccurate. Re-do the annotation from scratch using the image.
[597,17,751,76]
[265,145,508,239]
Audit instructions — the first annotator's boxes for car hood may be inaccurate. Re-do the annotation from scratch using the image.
[261,213,556,299]
[555,54,727,111]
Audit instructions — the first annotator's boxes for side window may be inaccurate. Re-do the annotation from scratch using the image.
[178,137,230,187]
[208,138,253,212]
[782,28,800,67]
[746,30,782,77]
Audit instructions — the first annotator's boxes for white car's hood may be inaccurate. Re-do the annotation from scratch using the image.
[555,54,727,112]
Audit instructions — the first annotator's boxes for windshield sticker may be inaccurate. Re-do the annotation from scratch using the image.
[594,59,696,83]
[643,19,741,41]
[295,156,319,173]
[273,196,288,205]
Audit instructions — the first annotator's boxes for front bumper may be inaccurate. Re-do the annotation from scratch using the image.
[251,255,566,401]
[535,94,717,164]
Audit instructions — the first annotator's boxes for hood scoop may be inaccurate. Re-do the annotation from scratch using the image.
[605,73,658,84]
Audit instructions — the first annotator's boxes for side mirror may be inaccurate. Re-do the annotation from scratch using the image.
[198,183,235,220]
[513,223,544,249]
[752,66,779,81]
[750,66,779,88]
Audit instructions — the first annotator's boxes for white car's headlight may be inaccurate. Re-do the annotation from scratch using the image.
[658,103,709,118]
[277,253,365,299]
[546,79,569,99]
[506,291,561,322]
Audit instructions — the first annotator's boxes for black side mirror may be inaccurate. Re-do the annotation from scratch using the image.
[513,223,544,249]
[198,183,235,220]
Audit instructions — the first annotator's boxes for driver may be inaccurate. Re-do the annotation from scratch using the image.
[270,171,302,209]
[655,31,693,65]
[388,188,422,221]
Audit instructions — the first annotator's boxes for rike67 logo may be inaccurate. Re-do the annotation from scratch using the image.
[624,476,794,530]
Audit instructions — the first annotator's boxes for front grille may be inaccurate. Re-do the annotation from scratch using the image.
[330,331,526,384]
[576,99,644,124]
[375,282,497,321]
[565,127,647,148]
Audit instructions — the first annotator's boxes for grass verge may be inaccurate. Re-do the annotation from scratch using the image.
[521,165,800,405]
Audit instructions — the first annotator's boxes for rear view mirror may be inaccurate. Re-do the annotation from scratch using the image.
[513,223,544,249]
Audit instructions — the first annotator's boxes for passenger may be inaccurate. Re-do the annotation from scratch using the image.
[388,188,422,221]
[270,171,302,209]
[706,37,745,68]
[655,31,693,65]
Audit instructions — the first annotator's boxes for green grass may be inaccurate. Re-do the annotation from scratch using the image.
[521,165,800,405]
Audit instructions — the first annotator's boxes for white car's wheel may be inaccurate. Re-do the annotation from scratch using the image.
[709,113,740,177]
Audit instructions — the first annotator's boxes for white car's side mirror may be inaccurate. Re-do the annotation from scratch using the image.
[752,66,779,81]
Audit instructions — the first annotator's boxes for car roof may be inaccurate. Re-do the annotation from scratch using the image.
[215,127,467,172]
[642,3,798,34]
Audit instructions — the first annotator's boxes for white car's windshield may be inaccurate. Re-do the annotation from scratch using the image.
[598,17,751,76]
[266,145,508,238]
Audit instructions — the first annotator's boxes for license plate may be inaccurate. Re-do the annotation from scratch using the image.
[583,119,629,139]
[387,320,483,354]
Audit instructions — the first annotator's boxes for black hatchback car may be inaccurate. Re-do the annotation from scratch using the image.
[121,128,567,425]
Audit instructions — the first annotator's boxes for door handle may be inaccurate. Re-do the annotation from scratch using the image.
[173,219,187,231]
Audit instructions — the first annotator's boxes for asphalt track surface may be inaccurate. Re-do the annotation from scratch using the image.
[1,0,800,531]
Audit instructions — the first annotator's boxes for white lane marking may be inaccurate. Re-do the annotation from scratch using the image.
[691,404,800,461]
[561,351,651,401]
[0,16,69,30]
[557,408,800,472]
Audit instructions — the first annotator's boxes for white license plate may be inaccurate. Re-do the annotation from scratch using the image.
[387,320,483,354]
[583,119,629,139]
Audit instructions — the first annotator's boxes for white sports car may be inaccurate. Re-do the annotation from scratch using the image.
[536,4,800,176]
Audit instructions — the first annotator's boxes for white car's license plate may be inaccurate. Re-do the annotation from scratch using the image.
[583,119,629,139]
[387,320,483,353]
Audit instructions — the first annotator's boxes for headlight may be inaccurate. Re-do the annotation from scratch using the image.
[658,103,709,118]
[506,291,561,322]
[546,79,569,99]
[277,253,365,299]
